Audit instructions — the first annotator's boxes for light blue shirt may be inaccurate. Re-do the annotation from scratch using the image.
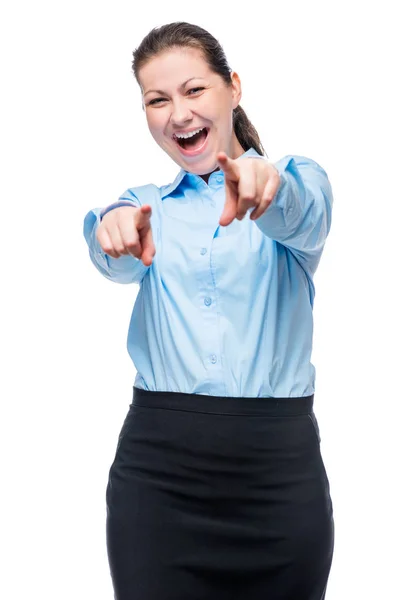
[83,148,333,397]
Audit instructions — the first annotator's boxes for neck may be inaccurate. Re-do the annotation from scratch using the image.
[200,167,220,184]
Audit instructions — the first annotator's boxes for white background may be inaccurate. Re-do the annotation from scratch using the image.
[1,1,399,598]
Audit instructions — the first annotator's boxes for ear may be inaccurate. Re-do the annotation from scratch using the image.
[230,71,242,109]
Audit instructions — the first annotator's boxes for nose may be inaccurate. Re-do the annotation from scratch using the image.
[169,98,193,127]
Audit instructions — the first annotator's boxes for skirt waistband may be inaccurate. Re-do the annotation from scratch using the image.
[132,386,314,417]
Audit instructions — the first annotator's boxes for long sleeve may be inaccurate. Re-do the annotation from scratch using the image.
[255,155,333,276]
[92,153,326,397]
[83,189,149,285]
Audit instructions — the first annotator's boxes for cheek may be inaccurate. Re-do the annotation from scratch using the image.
[201,96,233,131]
[145,111,166,140]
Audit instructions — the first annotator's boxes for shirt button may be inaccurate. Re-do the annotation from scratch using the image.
[204,297,212,306]
[200,247,207,255]
[210,355,217,364]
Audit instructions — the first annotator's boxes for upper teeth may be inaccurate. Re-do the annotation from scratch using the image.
[175,128,204,139]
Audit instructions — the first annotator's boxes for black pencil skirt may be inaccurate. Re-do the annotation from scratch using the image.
[106,387,334,600]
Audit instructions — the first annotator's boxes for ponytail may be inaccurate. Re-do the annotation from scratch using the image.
[233,105,266,157]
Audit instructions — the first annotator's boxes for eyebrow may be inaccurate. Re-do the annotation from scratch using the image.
[143,77,205,97]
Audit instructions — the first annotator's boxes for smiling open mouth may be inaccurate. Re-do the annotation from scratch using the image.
[173,127,209,151]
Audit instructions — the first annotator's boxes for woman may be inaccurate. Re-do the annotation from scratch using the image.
[84,21,334,600]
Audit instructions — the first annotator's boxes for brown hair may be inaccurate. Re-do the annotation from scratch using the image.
[132,22,266,157]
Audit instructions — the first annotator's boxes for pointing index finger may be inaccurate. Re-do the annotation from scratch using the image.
[216,152,240,182]
[135,205,152,230]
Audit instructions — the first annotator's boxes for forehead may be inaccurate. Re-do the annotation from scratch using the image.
[139,47,214,92]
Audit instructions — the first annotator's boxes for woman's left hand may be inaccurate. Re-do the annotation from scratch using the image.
[217,152,281,226]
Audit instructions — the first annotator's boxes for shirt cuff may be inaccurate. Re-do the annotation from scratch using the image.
[100,200,137,220]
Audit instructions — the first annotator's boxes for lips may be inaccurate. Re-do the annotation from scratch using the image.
[172,127,210,157]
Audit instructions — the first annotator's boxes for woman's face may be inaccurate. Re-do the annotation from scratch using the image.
[139,47,244,176]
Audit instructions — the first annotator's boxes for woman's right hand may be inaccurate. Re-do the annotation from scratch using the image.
[96,204,156,266]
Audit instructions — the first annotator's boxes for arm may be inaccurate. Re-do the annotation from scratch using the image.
[255,155,333,276]
[83,190,150,285]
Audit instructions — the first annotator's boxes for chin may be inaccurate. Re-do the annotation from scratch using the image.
[179,155,218,176]
[188,164,216,176]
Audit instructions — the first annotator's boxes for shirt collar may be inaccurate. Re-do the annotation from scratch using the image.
[160,147,262,199]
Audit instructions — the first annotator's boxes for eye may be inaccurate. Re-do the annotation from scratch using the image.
[187,87,205,95]
[147,97,167,106]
